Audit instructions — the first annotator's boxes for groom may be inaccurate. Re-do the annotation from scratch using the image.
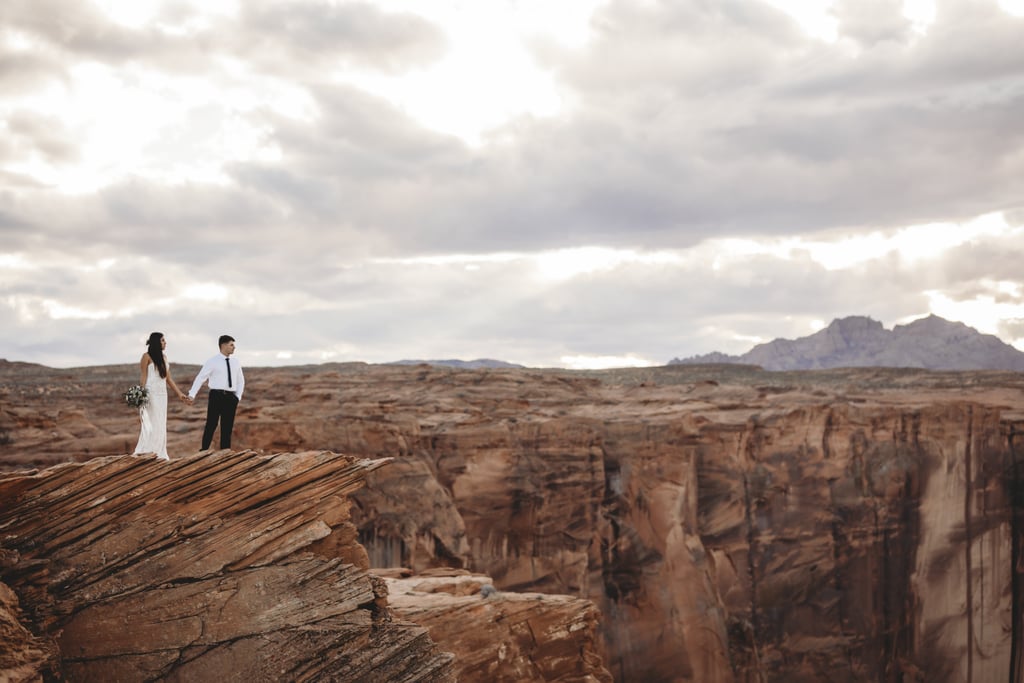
[187,334,245,450]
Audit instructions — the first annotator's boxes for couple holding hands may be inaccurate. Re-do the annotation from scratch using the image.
[132,333,245,460]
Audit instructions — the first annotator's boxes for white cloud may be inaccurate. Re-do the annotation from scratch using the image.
[41,299,116,320]
[705,211,1019,272]
[999,0,1024,16]
[763,0,840,42]
[350,0,602,143]
[91,0,164,28]
[0,253,31,269]
[925,281,1024,343]
[560,354,658,370]
[534,247,682,282]
[903,0,937,34]
[182,283,229,302]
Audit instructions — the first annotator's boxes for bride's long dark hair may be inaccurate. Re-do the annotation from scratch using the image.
[145,332,167,378]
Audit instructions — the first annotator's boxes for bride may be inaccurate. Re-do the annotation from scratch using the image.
[133,332,188,460]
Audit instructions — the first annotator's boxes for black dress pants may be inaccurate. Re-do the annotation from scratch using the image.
[202,389,238,450]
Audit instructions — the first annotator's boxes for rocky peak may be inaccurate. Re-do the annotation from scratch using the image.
[823,314,885,340]
[671,314,1024,370]
[895,313,970,337]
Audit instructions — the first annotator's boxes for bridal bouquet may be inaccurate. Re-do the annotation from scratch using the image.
[123,384,149,408]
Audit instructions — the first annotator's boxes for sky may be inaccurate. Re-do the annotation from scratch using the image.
[2,0,1024,370]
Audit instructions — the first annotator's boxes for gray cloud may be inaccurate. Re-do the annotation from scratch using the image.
[230,85,470,234]
[5,0,1021,255]
[0,0,445,78]
[832,0,914,47]
[0,46,65,95]
[236,0,447,74]
[216,0,1022,253]
[0,0,204,69]
[4,111,78,163]
[524,0,1024,239]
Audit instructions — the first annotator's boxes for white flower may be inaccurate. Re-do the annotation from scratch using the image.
[123,385,149,408]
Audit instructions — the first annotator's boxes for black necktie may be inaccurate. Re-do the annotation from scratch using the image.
[226,357,232,388]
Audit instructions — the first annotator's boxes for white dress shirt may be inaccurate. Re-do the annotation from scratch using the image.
[189,354,244,400]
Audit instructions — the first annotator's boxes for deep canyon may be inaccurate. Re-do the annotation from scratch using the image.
[2,360,1023,682]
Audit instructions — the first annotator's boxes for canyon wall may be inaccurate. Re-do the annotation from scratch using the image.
[2,361,1023,681]
[353,386,1023,682]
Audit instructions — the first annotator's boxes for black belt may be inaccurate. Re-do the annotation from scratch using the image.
[210,389,236,394]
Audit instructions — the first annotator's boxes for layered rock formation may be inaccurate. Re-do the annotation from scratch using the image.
[0,450,456,682]
[0,580,57,681]
[381,570,612,683]
[3,360,1024,682]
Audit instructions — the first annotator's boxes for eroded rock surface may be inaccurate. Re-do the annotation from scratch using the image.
[0,579,58,682]
[3,361,1024,682]
[0,450,455,682]
[381,570,612,683]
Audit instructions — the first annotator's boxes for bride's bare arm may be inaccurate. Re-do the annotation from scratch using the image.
[139,353,149,386]
[166,363,187,400]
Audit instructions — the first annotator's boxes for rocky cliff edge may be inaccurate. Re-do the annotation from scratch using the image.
[0,450,611,682]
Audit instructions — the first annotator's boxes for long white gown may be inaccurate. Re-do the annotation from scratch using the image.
[133,360,170,460]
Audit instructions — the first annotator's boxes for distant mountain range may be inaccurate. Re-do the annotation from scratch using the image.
[670,315,1024,371]
[387,359,525,370]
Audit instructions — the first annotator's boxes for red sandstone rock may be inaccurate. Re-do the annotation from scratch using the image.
[0,580,58,682]
[381,572,613,682]
[0,450,456,682]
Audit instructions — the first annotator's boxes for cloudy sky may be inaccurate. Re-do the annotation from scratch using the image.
[2,0,1024,369]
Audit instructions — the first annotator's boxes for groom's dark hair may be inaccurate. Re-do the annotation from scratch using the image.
[219,335,235,346]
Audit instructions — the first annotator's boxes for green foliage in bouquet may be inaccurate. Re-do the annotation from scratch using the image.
[123,384,149,408]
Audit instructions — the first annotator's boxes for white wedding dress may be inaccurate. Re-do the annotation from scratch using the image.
[133,360,170,460]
